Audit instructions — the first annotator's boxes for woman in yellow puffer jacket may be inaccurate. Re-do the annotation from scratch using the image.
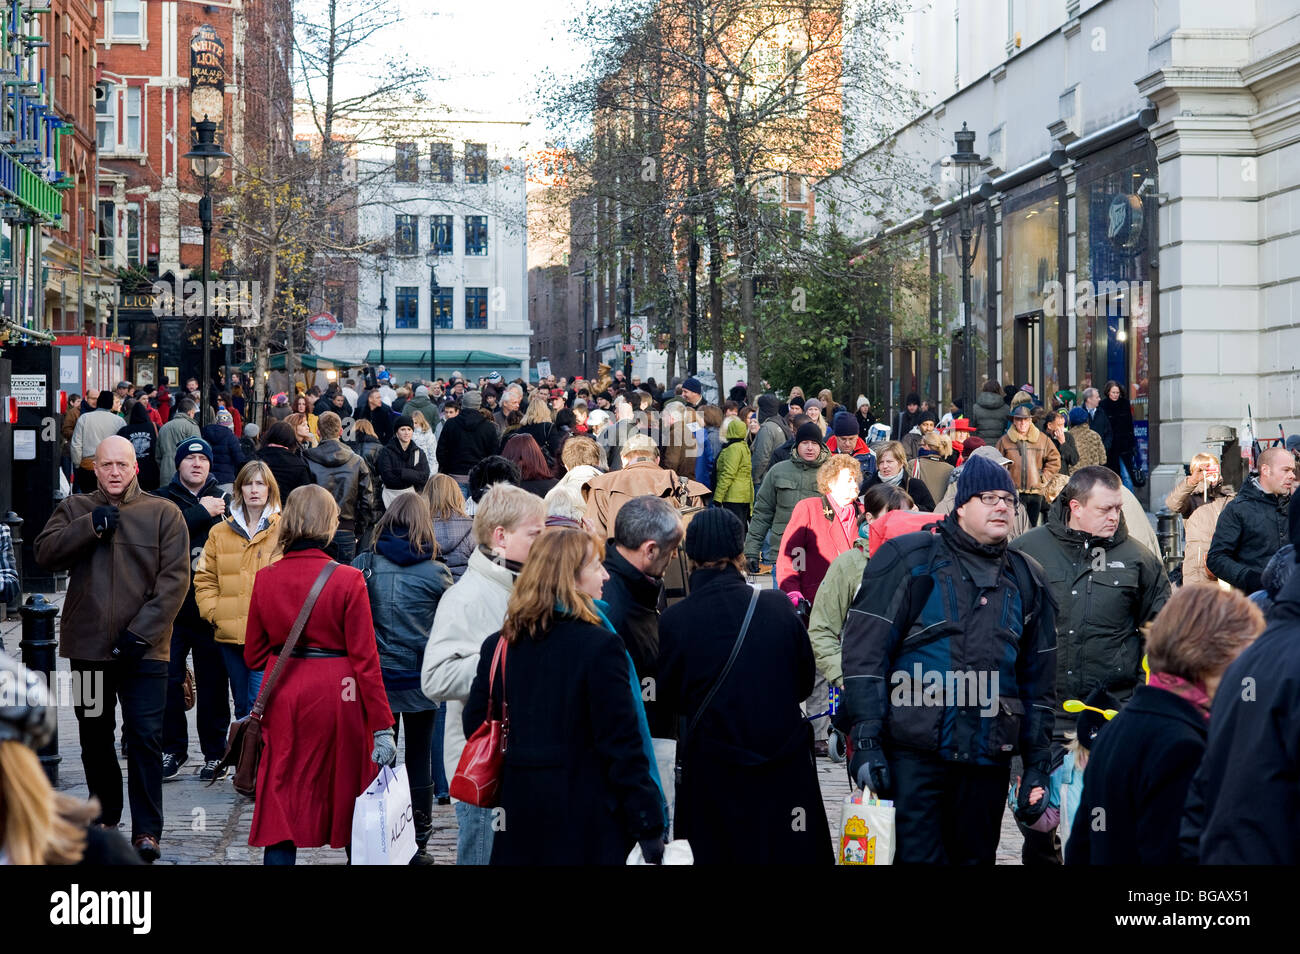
[195,460,283,720]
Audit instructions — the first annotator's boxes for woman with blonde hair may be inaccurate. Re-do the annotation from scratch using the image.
[409,410,438,468]
[464,527,666,864]
[1067,585,1263,864]
[195,460,283,742]
[245,485,393,865]
[421,472,476,580]
[290,393,319,440]
[285,411,317,450]
[858,440,936,511]
[353,493,453,862]
[0,653,140,864]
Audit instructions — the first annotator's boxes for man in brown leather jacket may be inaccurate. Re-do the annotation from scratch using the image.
[34,435,190,863]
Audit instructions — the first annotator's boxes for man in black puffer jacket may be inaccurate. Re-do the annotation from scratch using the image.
[1207,446,1295,593]
[435,390,498,489]
[303,411,376,562]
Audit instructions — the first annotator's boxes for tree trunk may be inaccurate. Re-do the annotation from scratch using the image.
[706,206,723,394]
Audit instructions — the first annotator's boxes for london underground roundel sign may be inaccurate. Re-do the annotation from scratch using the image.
[307,312,340,341]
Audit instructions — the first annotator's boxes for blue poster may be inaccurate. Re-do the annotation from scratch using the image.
[1133,420,1148,474]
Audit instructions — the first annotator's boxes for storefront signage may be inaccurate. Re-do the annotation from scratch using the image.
[11,373,46,407]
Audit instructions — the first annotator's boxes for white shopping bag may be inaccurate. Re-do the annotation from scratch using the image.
[651,738,676,839]
[837,790,895,865]
[626,840,694,865]
[351,764,418,865]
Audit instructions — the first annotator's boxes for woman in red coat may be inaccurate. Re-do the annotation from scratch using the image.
[245,484,394,865]
[776,454,865,604]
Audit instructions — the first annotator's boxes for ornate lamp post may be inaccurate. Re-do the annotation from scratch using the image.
[376,252,390,365]
[182,114,232,425]
[951,122,982,416]
[426,246,440,382]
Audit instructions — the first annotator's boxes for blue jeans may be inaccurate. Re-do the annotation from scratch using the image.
[219,644,262,720]
[1118,456,1136,493]
[455,800,496,865]
[264,841,296,865]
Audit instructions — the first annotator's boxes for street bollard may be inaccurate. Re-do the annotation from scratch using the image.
[18,594,61,785]
[1,512,23,616]
[1155,508,1183,574]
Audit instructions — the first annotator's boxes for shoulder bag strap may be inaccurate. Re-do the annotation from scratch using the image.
[486,635,508,722]
[250,561,338,720]
[685,587,760,738]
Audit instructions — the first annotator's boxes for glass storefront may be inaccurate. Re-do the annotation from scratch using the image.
[1001,188,1060,396]
[1076,144,1155,472]
[939,209,989,397]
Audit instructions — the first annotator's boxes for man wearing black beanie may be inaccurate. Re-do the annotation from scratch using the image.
[834,452,1059,864]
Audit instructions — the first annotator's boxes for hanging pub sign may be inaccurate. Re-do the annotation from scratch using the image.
[190,24,227,147]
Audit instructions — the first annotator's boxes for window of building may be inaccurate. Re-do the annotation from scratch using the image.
[125,203,141,264]
[395,286,419,329]
[465,286,488,329]
[431,142,452,183]
[433,287,453,328]
[123,86,141,152]
[395,141,417,182]
[786,174,803,202]
[325,284,345,324]
[113,0,142,39]
[430,215,452,254]
[97,201,115,260]
[465,215,488,256]
[95,82,114,150]
[394,214,417,256]
[465,142,488,184]
[787,210,803,251]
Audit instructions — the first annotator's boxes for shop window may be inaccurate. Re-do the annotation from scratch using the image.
[1000,191,1059,395]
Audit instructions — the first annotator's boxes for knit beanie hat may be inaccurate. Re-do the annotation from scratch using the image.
[1068,407,1089,427]
[216,409,234,430]
[684,508,745,564]
[461,390,483,411]
[175,437,213,467]
[832,411,859,438]
[954,452,1017,510]
[794,421,824,446]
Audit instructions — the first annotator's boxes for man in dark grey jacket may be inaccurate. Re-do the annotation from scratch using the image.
[304,411,377,562]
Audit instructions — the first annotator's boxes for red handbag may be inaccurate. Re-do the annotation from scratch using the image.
[449,637,509,807]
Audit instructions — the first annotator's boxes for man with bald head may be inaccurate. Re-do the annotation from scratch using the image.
[35,434,190,863]
[1207,445,1297,593]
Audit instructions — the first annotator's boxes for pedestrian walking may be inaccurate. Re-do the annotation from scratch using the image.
[971,379,1010,443]
[713,416,754,532]
[257,421,315,501]
[354,494,454,863]
[659,508,833,864]
[835,453,1058,865]
[1068,585,1262,864]
[201,409,247,493]
[117,399,161,491]
[1065,407,1106,470]
[997,405,1061,525]
[858,440,935,512]
[463,527,667,864]
[151,438,232,783]
[502,433,558,498]
[1207,445,1295,592]
[194,461,283,721]
[420,485,546,864]
[33,436,190,862]
[744,423,832,575]
[377,416,432,506]
[68,391,125,493]
[1098,381,1139,488]
[599,495,684,737]
[304,412,377,562]
[435,390,498,495]
[421,473,477,581]
[245,485,394,865]
[410,410,438,468]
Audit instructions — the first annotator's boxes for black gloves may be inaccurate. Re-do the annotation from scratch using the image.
[849,736,892,798]
[747,557,761,575]
[1015,765,1051,825]
[92,505,120,536]
[111,630,150,663]
[638,836,666,865]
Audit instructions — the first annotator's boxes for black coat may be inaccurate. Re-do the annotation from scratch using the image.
[256,444,315,500]
[435,412,499,475]
[200,423,246,484]
[357,400,395,445]
[1180,572,1300,863]
[658,566,832,864]
[1087,405,1113,451]
[856,409,877,439]
[376,437,430,492]
[859,473,935,512]
[1066,684,1205,865]
[1206,478,1290,593]
[892,408,924,442]
[601,548,669,736]
[151,472,226,626]
[465,623,665,865]
[1098,396,1133,455]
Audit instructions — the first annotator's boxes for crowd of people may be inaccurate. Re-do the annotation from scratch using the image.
[4,362,1299,866]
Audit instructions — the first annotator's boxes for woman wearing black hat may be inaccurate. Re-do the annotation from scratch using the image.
[657,508,833,865]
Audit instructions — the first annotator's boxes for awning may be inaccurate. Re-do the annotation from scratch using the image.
[361,349,520,368]
[236,352,342,372]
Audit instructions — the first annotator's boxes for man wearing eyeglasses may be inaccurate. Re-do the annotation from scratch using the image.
[1011,465,1169,861]
[835,452,1059,865]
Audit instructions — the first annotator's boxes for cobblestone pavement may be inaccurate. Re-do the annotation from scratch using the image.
[2,593,1022,866]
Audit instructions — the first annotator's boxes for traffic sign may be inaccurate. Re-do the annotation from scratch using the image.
[307,312,340,341]
[622,344,634,353]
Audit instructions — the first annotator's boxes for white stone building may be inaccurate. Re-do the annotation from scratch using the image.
[310,119,532,383]
[832,0,1300,504]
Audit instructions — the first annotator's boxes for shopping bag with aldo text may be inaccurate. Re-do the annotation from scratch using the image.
[351,764,418,865]
[837,790,896,865]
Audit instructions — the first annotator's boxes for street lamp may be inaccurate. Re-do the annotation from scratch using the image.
[376,252,390,365]
[951,122,982,417]
[426,246,439,382]
[220,259,238,393]
[183,114,232,425]
[616,220,635,382]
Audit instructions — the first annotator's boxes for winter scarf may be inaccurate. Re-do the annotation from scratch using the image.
[376,527,435,567]
[1147,670,1213,723]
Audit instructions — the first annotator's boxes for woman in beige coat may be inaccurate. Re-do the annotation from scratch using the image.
[195,460,282,719]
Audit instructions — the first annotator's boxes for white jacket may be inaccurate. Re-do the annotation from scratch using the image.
[413,428,438,473]
[421,546,516,786]
[554,464,602,507]
[70,408,126,464]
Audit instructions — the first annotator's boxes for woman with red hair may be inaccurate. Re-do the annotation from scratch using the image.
[502,433,558,498]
